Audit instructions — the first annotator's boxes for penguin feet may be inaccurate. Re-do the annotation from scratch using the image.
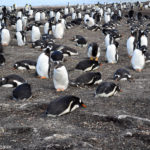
[41,76,47,79]
[128,55,132,59]
[135,69,142,72]
[90,57,94,61]
[95,57,99,61]
[56,88,65,92]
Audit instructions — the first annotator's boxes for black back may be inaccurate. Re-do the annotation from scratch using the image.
[0,54,5,65]
[13,83,32,100]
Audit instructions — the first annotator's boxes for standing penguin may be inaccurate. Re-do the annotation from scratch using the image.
[45,95,86,117]
[31,24,41,42]
[131,46,146,72]
[16,31,26,46]
[138,30,148,48]
[1,27,11,46]
[35,11,41,22]
[126,30,137,58]
[105,34,114,48]
[87,42,100,61]
[53,63,69,92]
[106,42,119,64]
[36,48,51,79]
[53,19,65,39]
[16,18,23,32]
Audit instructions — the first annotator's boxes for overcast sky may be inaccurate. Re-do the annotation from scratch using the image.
[0,0,148,7]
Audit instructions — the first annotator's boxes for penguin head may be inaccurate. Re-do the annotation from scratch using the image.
[116,84,122,92]
[0,77,7,85]
[44,47,51,56]
[94,72,102,80]
[14,63,19,69]
[139,45,147,54]
[71,97,87,110]
[114,41,119,48]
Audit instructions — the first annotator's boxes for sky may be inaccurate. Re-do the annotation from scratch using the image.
[0,0,148,7]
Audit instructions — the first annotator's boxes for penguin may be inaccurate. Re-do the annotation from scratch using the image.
[50,50,64,64]
[138,30,148,48]
[70,72,102,87]
[106,42,119,64]
[75,60,101,72]
[76,37,87,47]
[53,63,69,92]
[16,31,26,46]
[31,25,41,42]
[36,48,51,79]
[40,11,46,21]
[1,28,11,46]
[131,46,146,72]
[105,33,114,48]
[126,30,137,58]
[113,68,132,81]
[44,22,49,34]
[0,74,25,87]
[144,51,150,63]
[14,60,36,70]
[87,42,100,61]
[16,18,23,32]
[104,12,111,23]
[95,82,122,98]
[22,16,28,29]
[72,35,84,41]
[55,11,61,22]
[0,54,5,65]
[12,83,32,100]
[85,17,95,27]
[45,95,86,117]
[32,40,47,49]
[53,19,65,39]
[35,12,41,22]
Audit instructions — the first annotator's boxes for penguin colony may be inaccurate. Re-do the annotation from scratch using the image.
[0,1,150,116]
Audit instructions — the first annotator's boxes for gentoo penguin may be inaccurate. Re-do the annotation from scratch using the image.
[87,42,100,61]
[95,82,122,98]
[35,11,41,22]
[32,40,47,49]
[0,54,5,65]
[105,34,114,48]
[36,48,51,79]
[45,95,86,117]
[104,12,111,23]
[75,60,101,72]
[12,83,32,100]
[31,24,41,42]
[138,30,148,48]
[50,50,64,64]
[126,30,137,58]
[131,46,146,72]
[70,72,102,87]
[16,31,26,46]
[144,51,150,63]
[1,28,10,46]
[85,17,95,27]
[14,60,36,70]
[106,42,119,64]
[0,74,25,87]
[16,18,23,32]
[53,19,65,39]
[40,11,46,21]
[76,37,87,47]
[53,63,69,92]
[113,68,132,81]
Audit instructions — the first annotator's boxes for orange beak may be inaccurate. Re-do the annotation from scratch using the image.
[100,63,103,66]
[82,103,87,108]
[120,89,123,92]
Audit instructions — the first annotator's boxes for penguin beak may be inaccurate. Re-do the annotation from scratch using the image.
[100,63,103,66]
[81,103,87,108]
[120,89,123,92]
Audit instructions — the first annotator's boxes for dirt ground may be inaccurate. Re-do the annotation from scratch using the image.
[0,4,150,150]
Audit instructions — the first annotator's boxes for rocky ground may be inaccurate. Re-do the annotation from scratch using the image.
[0,6,150,150]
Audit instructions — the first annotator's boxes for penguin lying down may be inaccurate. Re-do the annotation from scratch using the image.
[45,95,86,117]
